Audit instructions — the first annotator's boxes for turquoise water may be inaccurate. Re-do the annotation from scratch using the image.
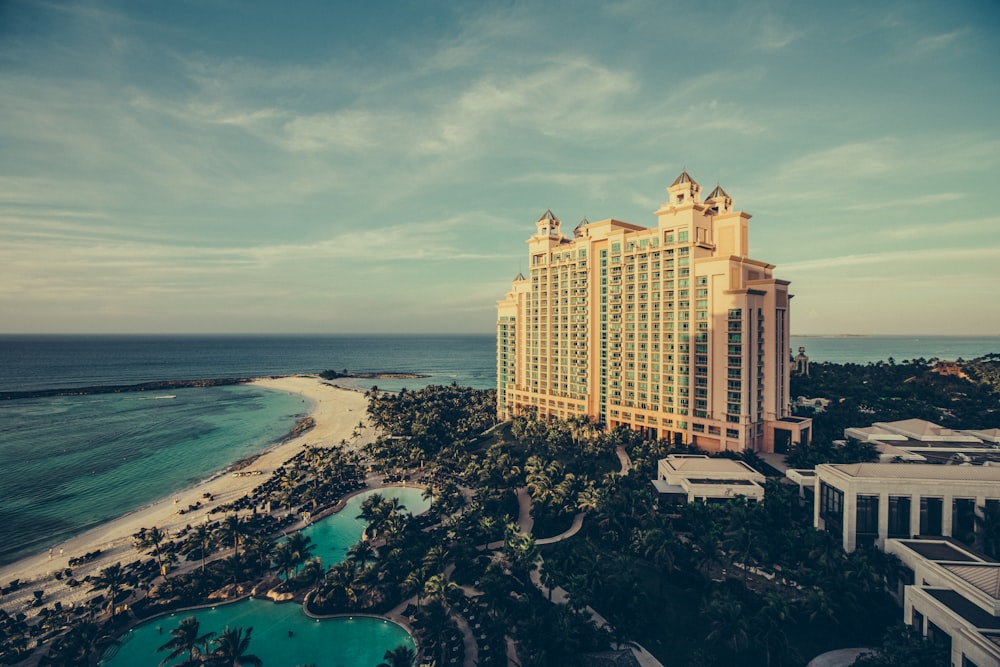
[0,385,309,565]
[302,486,432,566]
[101,487,430,667]
[104,601,413,667]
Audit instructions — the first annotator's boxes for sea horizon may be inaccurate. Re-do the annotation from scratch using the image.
[2,333,997,566]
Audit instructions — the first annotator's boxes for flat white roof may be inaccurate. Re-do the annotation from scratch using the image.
[822,462,1000,481]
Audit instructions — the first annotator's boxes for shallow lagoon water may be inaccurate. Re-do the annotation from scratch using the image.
[102,487,430,667]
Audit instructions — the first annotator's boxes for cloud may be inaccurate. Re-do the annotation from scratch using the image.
[780,246,1000,273]
[415,57,639,155]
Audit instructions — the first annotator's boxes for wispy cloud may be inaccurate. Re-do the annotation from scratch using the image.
[781,246,1000,273]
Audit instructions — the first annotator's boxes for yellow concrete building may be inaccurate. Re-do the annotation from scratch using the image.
[497,170,811,453]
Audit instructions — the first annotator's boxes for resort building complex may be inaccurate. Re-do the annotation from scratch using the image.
[843,418,1000,465]
[496,170,811,453]
[886,538,1000,666]
[653,454,766,504]
[812,462,1000,553]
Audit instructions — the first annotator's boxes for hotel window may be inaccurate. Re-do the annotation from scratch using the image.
[952,498,976,545]
[920,497,943,536]
[926,621,951,653]
[911,609,924,634]
[856,495,879,538]
[887,496,911,537]
[819,483,844,534]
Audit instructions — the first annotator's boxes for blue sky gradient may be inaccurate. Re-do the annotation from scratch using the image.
[1,0,998,334]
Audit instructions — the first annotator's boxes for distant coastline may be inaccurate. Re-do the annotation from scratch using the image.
[0,370,431,401]
[793,334,999,338]
[792,334,871,339]
[0,376,253,401]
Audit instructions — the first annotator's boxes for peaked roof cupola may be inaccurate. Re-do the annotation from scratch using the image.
[573,217,589,238]
[535,209,562,239]
[705,183,733,214]
[667,169,701,205]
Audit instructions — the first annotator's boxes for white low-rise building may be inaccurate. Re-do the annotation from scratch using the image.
[653,454,765,504]
[885,538,1000,667]
[844,418,1000,464]
[813,463,1000,553]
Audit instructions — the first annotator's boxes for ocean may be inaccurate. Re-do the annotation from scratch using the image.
[0,333,997,566]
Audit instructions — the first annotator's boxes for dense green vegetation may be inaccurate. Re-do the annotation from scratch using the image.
[786,355,1000,468]
[12,354,999,666]
[363,386,909,666]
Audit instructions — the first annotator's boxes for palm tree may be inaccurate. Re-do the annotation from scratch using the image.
[377,644,416,667]
[135,526,170,576]
[641,527,678,595]
[88,562,127,618]
[41,620,120,666]
[207,626,262,667]
[243,534,275,576]
[273,541,298,581]
[702,589,749,658]
[298,557,326,588]
[346,540,376,572]
[752,592,791,667]
[401,569,427,610]
[286,532,315,574]
[158,616,216,667]
[215,515,246,557]
[422,573,460,609]
[182,523,214,574]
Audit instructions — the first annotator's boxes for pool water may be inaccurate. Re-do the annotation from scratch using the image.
[302,486,431,565]
[108,601,413,666]
[102,486,431,666]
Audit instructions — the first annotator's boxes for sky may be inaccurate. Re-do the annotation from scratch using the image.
[1,0,999,335]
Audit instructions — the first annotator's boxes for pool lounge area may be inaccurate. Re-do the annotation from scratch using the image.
[102,486,430,667]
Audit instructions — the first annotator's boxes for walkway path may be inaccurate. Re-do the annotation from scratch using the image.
[502,445,665,667]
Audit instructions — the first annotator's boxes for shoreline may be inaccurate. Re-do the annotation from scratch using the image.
[0,375,375,617]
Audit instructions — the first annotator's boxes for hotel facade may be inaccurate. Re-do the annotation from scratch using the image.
[497,171,811,454]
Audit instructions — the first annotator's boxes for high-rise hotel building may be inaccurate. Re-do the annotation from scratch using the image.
[496,171,812,453]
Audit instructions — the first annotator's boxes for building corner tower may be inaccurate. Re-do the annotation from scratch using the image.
[497,170,811,454]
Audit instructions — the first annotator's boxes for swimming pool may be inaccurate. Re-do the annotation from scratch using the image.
[106,600,413,666]
[101,486,431,666]
[302,486,430,565]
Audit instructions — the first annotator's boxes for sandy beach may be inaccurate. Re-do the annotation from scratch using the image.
[0,375,374,617]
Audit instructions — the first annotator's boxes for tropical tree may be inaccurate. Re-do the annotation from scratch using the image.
[207,626,262,667]
[135,526,170,576]
[214,515,246,557]
[377,644,416,667]
[422,573,460,610]
[182,523,215,574]
[272,541,298,581]
[41,621,120,666]
[157,616,216,667]
[298,557,326,588]
[285,532,315,576]
[702,589,749,659]
[346,540,376,572]
[852,623,949,666]
[243,534,275,576]
[88,562,127,618]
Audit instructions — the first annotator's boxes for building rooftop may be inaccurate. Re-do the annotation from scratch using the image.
[662,455,763,477]
[671,170,697,186]
[942,564,1000,599]
[897,540,980,563]
[926,589,1000,630]
[824,462,1000,482]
